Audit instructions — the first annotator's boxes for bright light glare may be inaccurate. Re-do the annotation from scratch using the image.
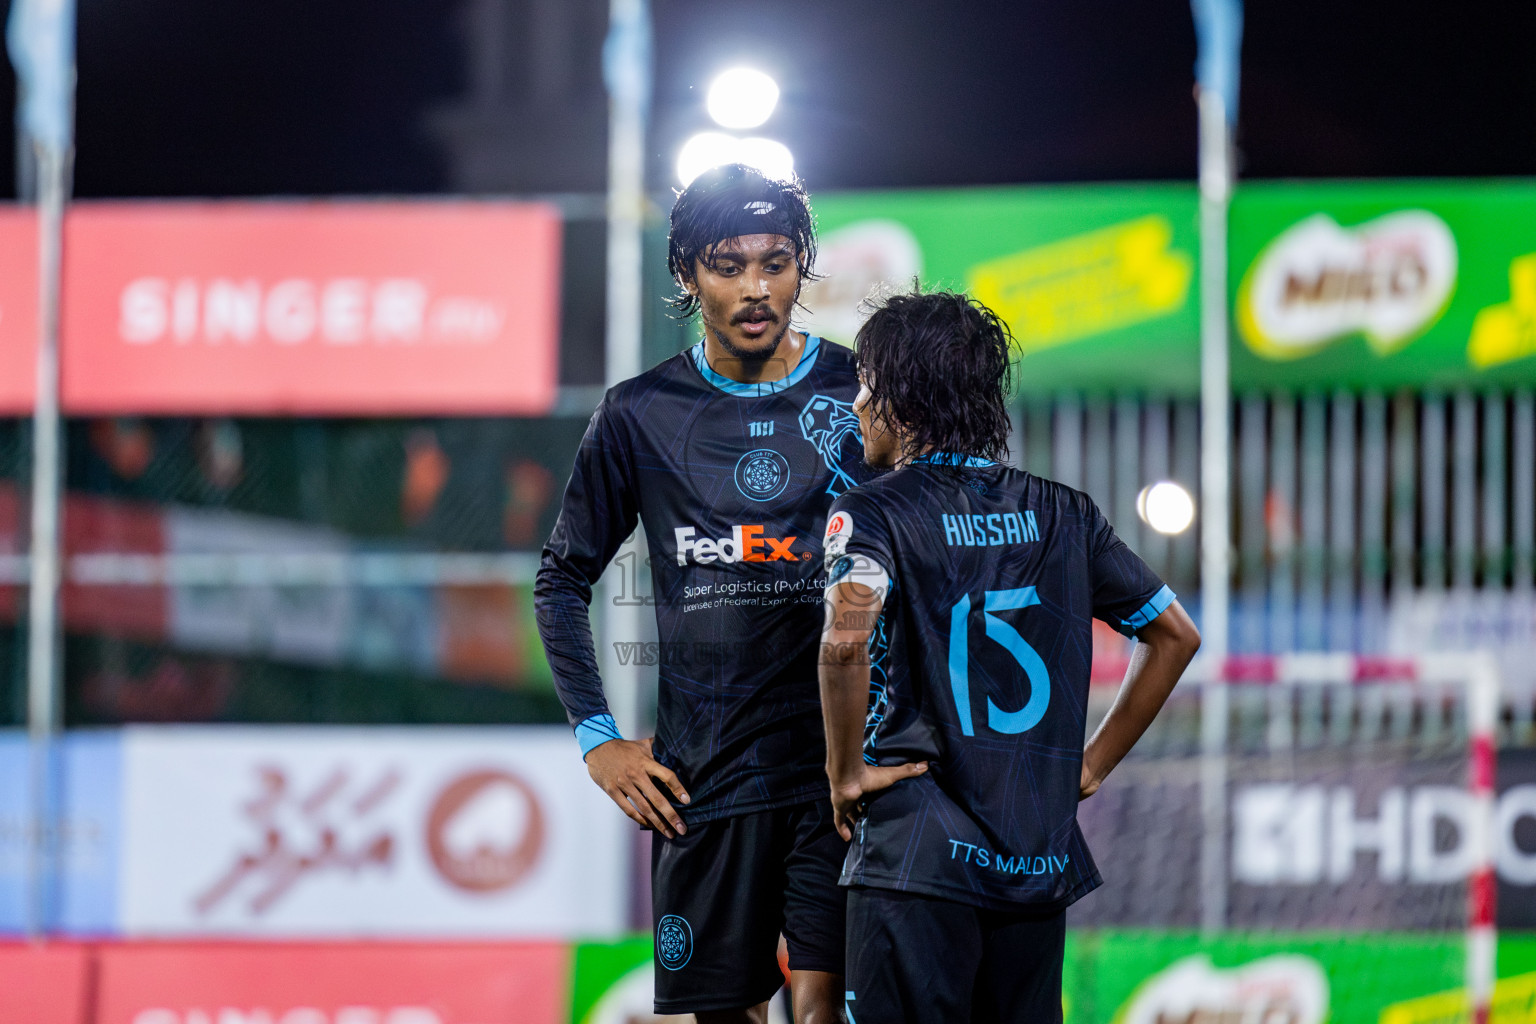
[1136,481,1196,535]
[676,132,740,186]
[737,137,795,181]
[706,68,780,129]
[676,132,795,186]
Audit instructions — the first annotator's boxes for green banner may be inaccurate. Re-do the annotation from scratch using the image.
[569,937,654,1024]
[806,180,1536,395]
[574,933,1536,1019]
[570,931,1536,1023]
[1069,930,1536,1024]
[1230,181,1536,391]
[807,184,1200,395]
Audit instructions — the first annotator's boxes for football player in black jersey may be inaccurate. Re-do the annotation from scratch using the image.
[818,291,1201,1023]
[536,164,873,1022]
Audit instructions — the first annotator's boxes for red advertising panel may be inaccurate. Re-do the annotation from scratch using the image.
[0,209,39,414]
[0,943,91,1024]
[95,943,570,1024]
[0,201,561,415]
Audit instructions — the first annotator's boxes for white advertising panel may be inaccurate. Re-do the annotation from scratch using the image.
[119,726,626,937]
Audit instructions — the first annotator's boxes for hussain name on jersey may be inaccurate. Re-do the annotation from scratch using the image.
[825,456,1173,911]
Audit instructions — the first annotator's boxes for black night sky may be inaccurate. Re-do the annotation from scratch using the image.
[1,0,1532,198]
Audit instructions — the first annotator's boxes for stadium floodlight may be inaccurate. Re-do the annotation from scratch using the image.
[1136,481,1195,535]
[706,67,780,129]
[676,132,796,186]
[676,131,741,186]
[736,137,795,182]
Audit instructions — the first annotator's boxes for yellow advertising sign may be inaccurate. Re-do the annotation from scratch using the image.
[1468,253,1536,369]
[967,215,1191,354]
[1377,972,1536,1024]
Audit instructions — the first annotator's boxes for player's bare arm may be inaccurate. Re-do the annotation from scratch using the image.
[584,737,690,838]
[820,579,927,842]
[1079,599,1200,801]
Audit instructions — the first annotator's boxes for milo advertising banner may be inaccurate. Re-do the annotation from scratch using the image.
[804,185,1200,395]
[1231,180,1536,390]
[567,933,1536,1023]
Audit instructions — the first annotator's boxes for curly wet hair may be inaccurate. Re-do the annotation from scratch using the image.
[665,163,819,318]
[854,290,1014,464]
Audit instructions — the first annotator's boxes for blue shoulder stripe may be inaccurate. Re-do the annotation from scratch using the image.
[1120,584,1176,634]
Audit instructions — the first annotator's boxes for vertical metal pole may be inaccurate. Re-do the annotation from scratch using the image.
[1299,392,1327,650]
[1085,397,1112,512]
[1423,392,1448,591]
[1197,86,1232,936]
[1360,392,1387,649]
[1452,391,1477,592]
[1116,394,1143,556]
[25,141,68,940]
[601,0,649,741]
[1327,391,1356,651]
[1514,390,1535,594]
[1237,395,1266,654]
[1465,654,1499,1024]
[1390,391,1418,599]
[1269,396,1297,653]
[1053,393,1084,491]
[1480,392,1506,588]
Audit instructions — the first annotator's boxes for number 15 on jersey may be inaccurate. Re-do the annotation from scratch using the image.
[948,586,1051,736]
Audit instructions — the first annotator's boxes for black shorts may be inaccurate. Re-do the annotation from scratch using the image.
[844,886,1065,1024]
[651,799,848,1015]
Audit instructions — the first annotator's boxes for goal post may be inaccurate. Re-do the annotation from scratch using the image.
[1078,650,1504,1022]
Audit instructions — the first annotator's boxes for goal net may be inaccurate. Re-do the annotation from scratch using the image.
[1067,653,1515,1024]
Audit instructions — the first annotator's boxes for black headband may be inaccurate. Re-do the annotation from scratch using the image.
[704,196,799,248]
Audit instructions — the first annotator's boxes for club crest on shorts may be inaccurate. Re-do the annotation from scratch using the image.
[735,448,791,501]
[824,510,854,559]
[656,913,694,970]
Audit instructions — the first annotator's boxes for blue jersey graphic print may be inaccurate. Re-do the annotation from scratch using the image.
[534,336,876,822]
[826,460,1172,911]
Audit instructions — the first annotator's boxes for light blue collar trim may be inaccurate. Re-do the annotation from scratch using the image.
[689,334,821,397]
[913,452,997,468]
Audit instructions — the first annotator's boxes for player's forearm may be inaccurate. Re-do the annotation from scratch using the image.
[819,647,871,789]
[1082,605,1199,791]
[534,555,613,731]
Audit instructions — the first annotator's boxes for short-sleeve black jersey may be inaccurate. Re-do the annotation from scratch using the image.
[824,455,1172,911]
[535,336,875,823]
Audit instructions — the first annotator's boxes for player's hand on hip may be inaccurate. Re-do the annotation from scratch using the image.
[829,761,927,841]
[585,737,691,838]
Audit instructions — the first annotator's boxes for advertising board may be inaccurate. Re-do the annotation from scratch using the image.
[1230,181,1536,391]
[95,942,570,1024]
[0,201,562,415]
[0,731,122,934]
[117,726,625,937]
[0,943,92,1024]
[807,185,1200,395]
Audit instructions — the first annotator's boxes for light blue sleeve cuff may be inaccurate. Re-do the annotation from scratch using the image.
[575,714,623,758]
[1120,584,1176,635]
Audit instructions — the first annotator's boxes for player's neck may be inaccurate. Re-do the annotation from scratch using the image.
[701,328,807,385]
[892,441,933,469]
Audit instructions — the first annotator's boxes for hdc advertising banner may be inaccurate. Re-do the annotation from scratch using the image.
[117,727,626,938]
[0,201,561,415]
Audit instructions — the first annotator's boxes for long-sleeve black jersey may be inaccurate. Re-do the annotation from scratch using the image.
[825,455,1172,911]
[535,335,875,823]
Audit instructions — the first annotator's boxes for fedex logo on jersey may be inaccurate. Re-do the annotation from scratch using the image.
[674,525,803,565]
